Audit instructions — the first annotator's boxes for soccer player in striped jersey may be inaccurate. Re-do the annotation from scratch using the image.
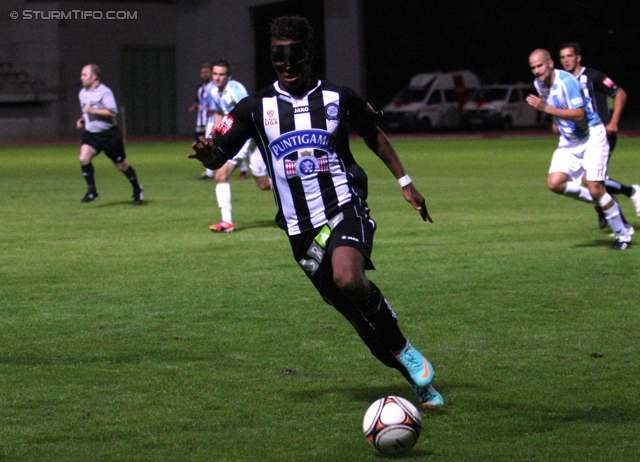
[558,43,640,226]
[527,49,631,249]
[189,16,443,405]
[189,63,214,179]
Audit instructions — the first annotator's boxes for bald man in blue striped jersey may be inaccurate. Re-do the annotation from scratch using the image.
[527,49,630,250]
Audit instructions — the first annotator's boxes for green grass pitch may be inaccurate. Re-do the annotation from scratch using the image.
[1,136,639,461]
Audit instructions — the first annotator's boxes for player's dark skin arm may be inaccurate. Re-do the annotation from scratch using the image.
[187,136,228,170]
[362,127,433,223]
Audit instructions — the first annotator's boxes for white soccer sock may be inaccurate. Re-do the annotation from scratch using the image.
[563,182,593,203]
[216,182,232,224]
[205,168,214,178]
[600,193,628,238]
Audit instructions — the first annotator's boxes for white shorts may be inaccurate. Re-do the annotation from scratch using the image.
[206,122,267,178]
[229,139,268,177]
[548,123,609,182]
[205,121,215,140]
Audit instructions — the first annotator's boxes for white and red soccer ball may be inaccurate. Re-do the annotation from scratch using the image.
[362,395,422,455]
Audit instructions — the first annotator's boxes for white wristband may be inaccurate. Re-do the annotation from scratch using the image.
[397,174,412,187]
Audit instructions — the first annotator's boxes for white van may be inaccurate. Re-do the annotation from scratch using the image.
[462,83,546,129]
[381,71,480,131]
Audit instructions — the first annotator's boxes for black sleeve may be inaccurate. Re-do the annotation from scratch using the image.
[214,96,255,159]
[590,69,620,98]
[343,88,379,139]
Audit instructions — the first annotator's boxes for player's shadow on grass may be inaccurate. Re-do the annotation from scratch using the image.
[232,220,280,232]
[573,239,619,248]
[487,400,640,426]
[371,449,436,459]
[290,383,451,416]
[93,200,149,208]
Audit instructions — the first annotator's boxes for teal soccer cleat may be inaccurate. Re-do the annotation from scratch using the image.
[411,383,444,407]
[395,342,435,388]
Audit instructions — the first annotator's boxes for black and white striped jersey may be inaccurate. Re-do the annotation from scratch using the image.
[195,81,212,131]
[576,67,622,126]
[214,79,378,236]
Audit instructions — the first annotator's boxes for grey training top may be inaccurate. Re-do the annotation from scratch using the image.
[79,83,118,133]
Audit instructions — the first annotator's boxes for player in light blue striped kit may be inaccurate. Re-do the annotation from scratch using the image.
[206,60,270,233]
[526,49,631,250]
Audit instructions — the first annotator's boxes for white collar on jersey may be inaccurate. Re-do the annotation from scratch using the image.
[274,79,321,101]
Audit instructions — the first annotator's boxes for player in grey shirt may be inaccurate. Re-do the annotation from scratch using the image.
[76,64,143,205]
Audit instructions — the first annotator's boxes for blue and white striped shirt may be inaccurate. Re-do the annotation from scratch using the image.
[208,80,249,120]
[534,69,602,142]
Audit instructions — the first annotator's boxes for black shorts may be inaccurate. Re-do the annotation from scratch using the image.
[288,206,376,306]
[607,132,617,154]
[289,206,377,274]
[82,127,126,163]
[194,130,206,143]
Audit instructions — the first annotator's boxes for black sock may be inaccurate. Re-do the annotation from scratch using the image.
[81,163,96,192]
[364,336,414,383]
[123,166,140,191]
[358,282,407,354]
[605,179,634,197]
[336,302,413,382]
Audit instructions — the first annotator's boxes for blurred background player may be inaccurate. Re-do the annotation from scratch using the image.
[559,42,640,229]
[201,62,249,182]
[76,64,143,205]
[526,49,631,250]
[206,59,271,233]
[188,63,214,179]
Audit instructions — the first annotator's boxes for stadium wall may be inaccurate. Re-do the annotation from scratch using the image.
[0,0,363,141]
[175,0,363,137]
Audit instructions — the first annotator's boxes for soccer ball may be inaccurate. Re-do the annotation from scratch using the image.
[362,395,422,455]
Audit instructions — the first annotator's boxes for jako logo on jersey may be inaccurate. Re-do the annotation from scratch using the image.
[216,115,234,135]
[294,106,310,114]
[269,129,335,160]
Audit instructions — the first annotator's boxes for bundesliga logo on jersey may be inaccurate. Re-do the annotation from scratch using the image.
[264,109,278,126]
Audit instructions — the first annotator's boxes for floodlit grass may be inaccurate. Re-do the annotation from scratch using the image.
[1,136,639,461]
